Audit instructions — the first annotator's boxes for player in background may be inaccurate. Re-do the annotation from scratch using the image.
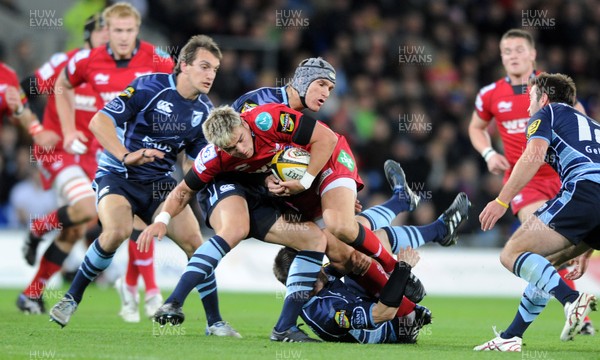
[51,3,174,323]
[0,62,41,131]
[477,73,597,347]
[16,13,108,315]
[273,246,431,344]
[49,35,241,338]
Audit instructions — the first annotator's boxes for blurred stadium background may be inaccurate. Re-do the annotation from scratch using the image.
[1,0,599,296]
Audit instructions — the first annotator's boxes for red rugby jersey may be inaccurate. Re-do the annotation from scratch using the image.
[0,62,26,120]
[475,72,557,179]
[65,40,174,106]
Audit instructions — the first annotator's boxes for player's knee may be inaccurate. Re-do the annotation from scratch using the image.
[218,226,249,245]
[70,196,97,222]
[324,220,355,243]
[178,233,203,257]
[56,227,84,245]
[99,228,131,249]
[499,248,515,271]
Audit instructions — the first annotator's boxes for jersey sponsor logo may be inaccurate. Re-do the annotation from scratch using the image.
[241,102,257,113]
[501,118,529,134]
[255,112,273,131]
[527,119,541,139]
[74,94,97,112]
[119,86,135,99]
[105,97,125,114]
[94,73,110,85]
[219,184,235,193]
[277,112,296,134]
[156,100,173,115]
[351,307,367,328]
[497,101,513,113]
[337,150,355,171]
[142,135,177,153]
[334,310,350,329]
[319,168,333,183]
[191,111,203,127]
[195,145,217,173]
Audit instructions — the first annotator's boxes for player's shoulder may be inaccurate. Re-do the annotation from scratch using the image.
[477,78,506,96]
[0,62,18,78]
[194,143,220,172]
[196,93,214,111]
[233,87,281,112]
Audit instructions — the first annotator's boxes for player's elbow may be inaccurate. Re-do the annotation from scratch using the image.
[88,112,108,136]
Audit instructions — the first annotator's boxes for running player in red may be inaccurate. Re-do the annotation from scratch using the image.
[53,3,173,322]
[16,13,108,315]
[470,29,592,352]
[0,62,39,131]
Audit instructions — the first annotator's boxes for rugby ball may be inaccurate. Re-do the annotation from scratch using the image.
[271,147,310,181]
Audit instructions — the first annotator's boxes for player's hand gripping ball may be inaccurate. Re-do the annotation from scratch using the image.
[270,147,310,181]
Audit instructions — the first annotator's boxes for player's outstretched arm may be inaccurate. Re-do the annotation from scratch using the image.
[138,179,198,252]
[89,111,164,166]
[479,138,548,231]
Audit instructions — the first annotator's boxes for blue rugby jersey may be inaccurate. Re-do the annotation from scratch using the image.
[527,103,600,185]
[97,73,212,181]
[231,86,290,113]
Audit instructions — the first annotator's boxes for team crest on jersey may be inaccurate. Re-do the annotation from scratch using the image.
[241,102,257,113]
[527,119,541,139]
[119,86,135,99]
[277,112,296,134]
[191,111,203,127]
[255,112,273,131]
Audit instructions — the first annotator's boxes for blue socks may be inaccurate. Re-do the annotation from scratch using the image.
[166,236,230,319]
[513,252,578,306]
[197,274,222,326]
[274,250,324,332]
[68,240,115,303]
[502,283,551,338]
[357,193,408,229]
[382,220,446,253]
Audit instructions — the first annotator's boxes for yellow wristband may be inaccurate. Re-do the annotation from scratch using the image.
[495,197,509,209]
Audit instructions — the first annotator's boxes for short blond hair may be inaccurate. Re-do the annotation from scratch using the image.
[202,105,243,149]
[103,2,141,27]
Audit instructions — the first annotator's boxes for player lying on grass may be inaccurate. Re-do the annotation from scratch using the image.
[139,102,469,341]
[273,246,431,344]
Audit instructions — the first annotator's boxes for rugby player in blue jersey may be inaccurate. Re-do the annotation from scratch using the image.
[273,246,431,344]
[476,73,598,349]
[48,35,241,337]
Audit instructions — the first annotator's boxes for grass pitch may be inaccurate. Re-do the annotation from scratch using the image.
[1,286,598,359]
